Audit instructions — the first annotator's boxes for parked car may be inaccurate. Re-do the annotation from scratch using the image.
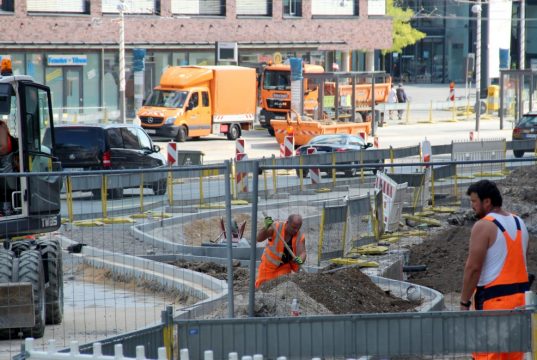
[295,134,381,177]
[512,112,537,158]
[43,124,167,199]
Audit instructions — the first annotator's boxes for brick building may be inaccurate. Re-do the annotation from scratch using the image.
[0,0,392,119]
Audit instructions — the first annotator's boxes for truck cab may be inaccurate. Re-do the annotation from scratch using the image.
[0,61,62,237]
[259,63,324,136]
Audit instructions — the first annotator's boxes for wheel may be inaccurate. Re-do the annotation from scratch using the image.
[151,179,167,196]
[175,126,187,142]
[11,240,32,258]
[268,126,275,137]
[37,239,63,325]
[344,165,357,177]
[513,150,525,158]
[18,250,46,338]
[227,124,241,140]
[0,249,13,283]
[296,168,309,178]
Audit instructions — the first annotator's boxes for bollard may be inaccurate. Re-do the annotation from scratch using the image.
[283,135,294,157]
[66,176,74,223]
[235,138,245,156]
[428,100,433,123]
[167,142,177,166]
[307,147,320,185]
[236,153,248,194]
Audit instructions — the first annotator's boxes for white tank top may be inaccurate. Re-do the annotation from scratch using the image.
[477,213,529,286]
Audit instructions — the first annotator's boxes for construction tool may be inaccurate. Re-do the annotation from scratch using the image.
[262,212,304,270]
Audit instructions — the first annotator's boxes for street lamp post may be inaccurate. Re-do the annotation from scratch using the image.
[118,0,127,124]
[472,2,482,132]
[520,0,525,70]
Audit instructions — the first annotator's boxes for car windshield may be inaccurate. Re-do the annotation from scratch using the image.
[52,127,105,151]
[144,90,188,108]
[309,135,347,145]
[263,70,290,90]
[517,115,537,127]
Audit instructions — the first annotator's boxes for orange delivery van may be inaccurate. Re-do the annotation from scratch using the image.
[137,66,256,141]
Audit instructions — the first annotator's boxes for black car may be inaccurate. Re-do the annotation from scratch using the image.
[44,124,167,199]
[512,112,537,158]
[295,134,381,177]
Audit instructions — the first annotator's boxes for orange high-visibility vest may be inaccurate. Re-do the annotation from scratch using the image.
[473,215,528,360]
[255,221,304,288]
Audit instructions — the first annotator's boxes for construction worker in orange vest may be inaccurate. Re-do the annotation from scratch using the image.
[461,180,530,360]
[448,81,455,101]
[255,214,306,288]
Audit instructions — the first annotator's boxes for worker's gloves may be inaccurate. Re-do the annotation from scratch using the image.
[294,256,304,265]
[263,216,274,230]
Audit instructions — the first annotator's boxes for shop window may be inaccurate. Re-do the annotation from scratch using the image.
[27,54,45,84]
[172,53,188,66]
[101,0,156,14]
[27,0,86,13]
[189,52,215,66]
[236,0,272,16]
[83,53,100,111]
[312,0,358,16]
[283,0,302,17]
[171,0,224,16]
[1,0,14,12]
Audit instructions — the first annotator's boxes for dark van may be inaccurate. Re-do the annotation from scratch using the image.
[44,124,167,199]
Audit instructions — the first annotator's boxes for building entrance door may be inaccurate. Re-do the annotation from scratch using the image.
[64,68,83,113]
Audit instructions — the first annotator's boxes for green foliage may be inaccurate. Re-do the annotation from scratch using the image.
[384,0,426,54]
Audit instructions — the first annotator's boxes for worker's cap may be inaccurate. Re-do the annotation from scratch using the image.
[398,83,403,87]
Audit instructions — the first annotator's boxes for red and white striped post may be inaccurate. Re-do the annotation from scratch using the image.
[235,152,248,193]
[279,143,285,157]
[284,135,294,157]
[373,136,379,148]
[307,147,320,185]
[469,131,475,141]
[235,138,245,157]
[358,132,367,142]
[167,142,177,166]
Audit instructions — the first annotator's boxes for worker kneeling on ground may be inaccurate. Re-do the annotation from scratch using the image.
[255,214,306,288]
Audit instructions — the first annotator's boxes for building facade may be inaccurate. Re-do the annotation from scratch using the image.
[0,0,392,120]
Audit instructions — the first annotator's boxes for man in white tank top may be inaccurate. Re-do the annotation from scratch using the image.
[460,180,530,360]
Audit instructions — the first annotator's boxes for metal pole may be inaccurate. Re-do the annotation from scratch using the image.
[520,0,525,70]
[224,160,234,318]
[248,161,259,317]
[119,0,127,124]
[473,3,482,132]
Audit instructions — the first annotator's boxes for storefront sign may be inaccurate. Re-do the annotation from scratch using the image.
[47,55,87,66]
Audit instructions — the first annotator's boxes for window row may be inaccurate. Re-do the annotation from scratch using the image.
[20,0,359,17]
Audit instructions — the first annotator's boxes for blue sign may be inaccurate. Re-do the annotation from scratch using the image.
[132,48,146,72]
[290,57,303,81]
[47,55,87,66]
[499,48,509,69]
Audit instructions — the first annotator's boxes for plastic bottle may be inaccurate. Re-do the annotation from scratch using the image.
[290,298,300,316]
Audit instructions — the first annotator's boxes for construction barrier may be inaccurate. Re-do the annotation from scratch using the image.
[284,135,294,157]
[235,152,248,193]
[375,172,407,232]
[373,136,379,148]
[451,138,506,176]
[307,147,320,185]
[235,138,245,156]
[167,142,177,166]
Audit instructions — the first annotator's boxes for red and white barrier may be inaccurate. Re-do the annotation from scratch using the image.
[307,147,320,185]
[235,152,248,193]
[373,136,379,148]
[167,142,177,166]
[235,138,245,156]
[375,172,407,232]
[283,135,294,157]
[358,132,367,142]
[469,131,475,141]
[280,142,285,157]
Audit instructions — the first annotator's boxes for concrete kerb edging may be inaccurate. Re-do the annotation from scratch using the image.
[56,234,228,317]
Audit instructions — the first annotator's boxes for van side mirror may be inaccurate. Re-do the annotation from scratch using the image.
[153,144,160,152]
[365,142,373,149]
[142,99,146,106]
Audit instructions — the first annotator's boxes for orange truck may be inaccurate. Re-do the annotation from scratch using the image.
[137,66,256,141]
[258,63,324,136]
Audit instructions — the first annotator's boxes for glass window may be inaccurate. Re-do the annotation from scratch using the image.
[1,1,15,12]
[103,52,119,117]
[188,92,199,108]
[312,0,356,16]
[136,128,152,150]
[171,0,224,15]
[283,0,301,17]
[10,53,25,75]
[83,53,100,111]
[102,0,155,14]
[27,0,85,13]
[107,128,123,148]
[202,92,209,107]
[172,52,188,66]
[45,67,64,114]
[154,52,170,81]
[189,52,215,65]
[27,54,44,84]
[236,0,271,16]
[121,128,140,149]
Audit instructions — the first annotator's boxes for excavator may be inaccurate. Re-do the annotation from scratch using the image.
[0,58,63,338]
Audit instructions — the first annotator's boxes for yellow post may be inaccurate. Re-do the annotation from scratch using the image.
[73,113,78,124]
[272,156,277,193]
[428,101,433,123]
[298,155,304,192]
[101,175,108,219]
[162,306,174,360]
[231,159,237,200]
[167,170,174,206]
[332,152,337,186]
[199,172,205,206]
[317,207,326,267]
[139,173,144,213]
[66,176,74,223]
[103,108,109,124]
[405,102,410,124]
[341,204,349,256]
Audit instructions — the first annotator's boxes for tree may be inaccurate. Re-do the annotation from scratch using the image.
[385,0,426,54]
